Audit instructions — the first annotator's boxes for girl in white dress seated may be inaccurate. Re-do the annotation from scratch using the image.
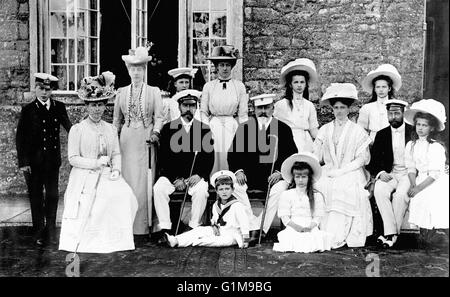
[59,72,138,253]
[165,170,251,249]
[273,152,333,253]
[403,99,449,245]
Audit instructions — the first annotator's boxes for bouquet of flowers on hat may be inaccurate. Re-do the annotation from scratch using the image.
[78,71,116,100]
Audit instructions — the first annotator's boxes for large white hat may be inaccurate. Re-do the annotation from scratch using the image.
[172,89,202,104]
[281,152,322,183]
[210,170,237,187]
[78,71,116,102]
[361,64,402,93]
[404,99,447,131]
[320,83,358,106]
[280,58,318,86]
[250,93,276,107]
[168,67,198,79]
[122,46,152,65]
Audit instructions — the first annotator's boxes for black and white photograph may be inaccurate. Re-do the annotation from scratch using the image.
[0,0,448,284]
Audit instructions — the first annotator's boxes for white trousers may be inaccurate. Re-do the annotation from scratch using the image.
[153,176,209,230]
[233,180,289,234]
[373,172,410,235]
[176,226,238,247]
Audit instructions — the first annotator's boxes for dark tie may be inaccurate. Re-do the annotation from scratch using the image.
[219,79,230,90]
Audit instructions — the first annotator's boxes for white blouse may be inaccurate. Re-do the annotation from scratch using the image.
[405,138,446,181]
[274,98,319,131]
[357,99,389,141]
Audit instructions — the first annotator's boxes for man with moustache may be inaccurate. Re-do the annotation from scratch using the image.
[153,90,214,241]
[16,73,72,246]
[366,99,413,248]
[228,94,297,241]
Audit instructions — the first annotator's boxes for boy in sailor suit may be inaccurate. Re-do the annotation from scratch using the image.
[165,170,251,248]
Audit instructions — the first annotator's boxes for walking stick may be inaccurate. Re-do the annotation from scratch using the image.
[258,134,279,246]
[175,151,199,235]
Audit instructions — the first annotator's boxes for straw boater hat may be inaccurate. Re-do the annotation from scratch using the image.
[279,58,319,86]
[172,89,201,104]
[208,45,240,63]
[34,73,58,89]
[404,99,447,131]
[361,64,402,93]
[168,67,198,80]
[121,46,152,65]
[78,71,116,102]
[320,83,359,106]
[281,152,322,183]
[210,170,237,187]
[249,93,276,107]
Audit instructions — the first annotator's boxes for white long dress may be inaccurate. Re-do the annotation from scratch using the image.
[405,138,449,229]
[273,188,333,253]
[59,118,138,253]
[313,120,373,248]
[273,97,319,152]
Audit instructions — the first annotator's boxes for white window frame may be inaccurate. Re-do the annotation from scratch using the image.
[178,0,243,81]
[131,0,148,48]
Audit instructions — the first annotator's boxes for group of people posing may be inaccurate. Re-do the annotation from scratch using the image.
[16,44,448,254]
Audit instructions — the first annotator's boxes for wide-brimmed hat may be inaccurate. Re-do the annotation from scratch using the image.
[210,170,237,187]
[208,45,240,61]
[385,99,409,109]
[281,152,322,183]
[122,46,152,65]
[321,83,358,106]
[168,67,198,79]
[279,58,318,85]
[78,71,116,102]
[404,99,447,131]
[250,93,276,107]
[361,64,402,93]
[173,89,201,104]
[34,73,58,89]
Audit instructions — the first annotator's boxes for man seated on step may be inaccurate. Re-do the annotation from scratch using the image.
[153,90,214,242]
[227,93,297,241]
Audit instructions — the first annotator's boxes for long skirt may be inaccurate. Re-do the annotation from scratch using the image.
[409,173,449,229]
[59,169,138,253]
[209,116,238,173]
[291,128,314,153]
[120,124,153,235]
[273,226,333,253]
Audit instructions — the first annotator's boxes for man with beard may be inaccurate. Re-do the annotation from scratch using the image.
[366,99,412,248]
[153,89,214,240]
[228,94,297,241]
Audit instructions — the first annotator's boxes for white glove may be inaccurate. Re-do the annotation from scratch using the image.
[110,170,120,181]
[97,155,110,167]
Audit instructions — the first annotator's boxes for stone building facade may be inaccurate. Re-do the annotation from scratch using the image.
[0,0,429,195]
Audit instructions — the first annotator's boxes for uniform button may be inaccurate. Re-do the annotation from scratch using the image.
[54,146,57,149]
[43,129,46,132]
[54,119,57,122]
[42,120,45,123]
[43,147,46,151]
[55,128,58,131]
[43,138,46,141]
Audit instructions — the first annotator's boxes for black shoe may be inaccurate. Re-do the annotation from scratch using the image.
[46,225,58,245]
[156,229,171,245]
[33,228,46,247]
[134,234,150,247]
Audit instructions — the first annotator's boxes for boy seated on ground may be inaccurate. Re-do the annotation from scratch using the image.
[165,170,251,249]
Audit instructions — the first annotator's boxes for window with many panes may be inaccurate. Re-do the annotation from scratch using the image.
[49,0,100,91]
[132,0,148,48]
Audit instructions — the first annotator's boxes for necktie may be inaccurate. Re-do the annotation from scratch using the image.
[219,79,230,90]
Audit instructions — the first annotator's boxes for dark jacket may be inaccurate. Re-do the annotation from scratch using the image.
[228,116,297,190]
[16,98,72,169]
[157,118,215,182]
[366,123,413,176]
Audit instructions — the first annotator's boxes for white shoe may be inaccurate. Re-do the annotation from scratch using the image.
[165,233,178,248]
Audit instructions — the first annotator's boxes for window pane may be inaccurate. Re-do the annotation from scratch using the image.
[89,38,98,63]
[90,11,98,36]
[193,39,209,64]
[196,65,209,83]
[51,65,67,90]
[78,0,87,9]
[77,38,85,62]
[50,0,66,11]
[51,39,68,63]
[68,65,76,91]
[90,0,98,10]
[211,0,227,11]
[77,12,86,36]
[77,65,85,88]
[193,13,209,38]
[50,13,67,37]
[68,39,75,63]
[67,0,75,11]
[67,13,75,37]
[192,0,209,11]
[211,39,226,48]
[136,12,141,38]
[211,12,226,38]
[89,65,98,76]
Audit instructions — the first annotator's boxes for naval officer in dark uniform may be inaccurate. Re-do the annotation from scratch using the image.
[16,73,72,246]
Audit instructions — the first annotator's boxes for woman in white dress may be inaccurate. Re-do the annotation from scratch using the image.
[59,72,138,253]
[358,64,402,142]
[273,152,333,253]
[201,45,248,172]
[403,99,449,245]
[313,83,373,248]
[274,58,319,152]
[113,46,164,239]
